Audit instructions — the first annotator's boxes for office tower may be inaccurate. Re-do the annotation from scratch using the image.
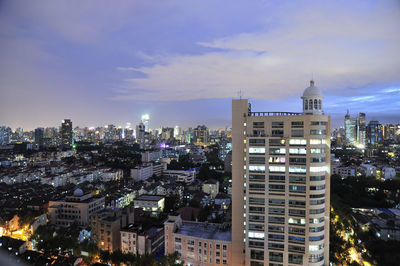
[0,126,12,145]
[34,128,44,147]
[366,120,383,146]
[344,112,366,148]
[136,122,146,149]
[141,114,150,132]
[232,80,330,266]
[193,125,209,145]
[61,119,73,149]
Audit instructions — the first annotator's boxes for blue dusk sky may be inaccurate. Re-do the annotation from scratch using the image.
[0,0,399,130]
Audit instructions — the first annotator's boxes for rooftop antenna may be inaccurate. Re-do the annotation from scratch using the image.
[238,90,244,100]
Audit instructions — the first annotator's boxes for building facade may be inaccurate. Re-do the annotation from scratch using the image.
[164,215,232,265]
[61,119,73,149]
[232,81,330,266]
[121,224,164,255]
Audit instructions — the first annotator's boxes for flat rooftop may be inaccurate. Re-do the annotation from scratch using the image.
[176,221,231,242]
[135,195,164,201]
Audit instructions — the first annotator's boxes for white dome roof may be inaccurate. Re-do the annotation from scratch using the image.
[302,80,323,98]
[74,188,84,196]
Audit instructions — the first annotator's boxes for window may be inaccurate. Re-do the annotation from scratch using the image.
[249,165,266,173]
[288,227,305,235]
[311,157,325,163]
[289,166,306,173]
[310,175,325,181]
[291,121,304,128]
[309,253,324,263]
[318,99,321,109]
[310,199,325,205]
[288,217,306,225]
[272,122,284,128]
[272,130,284,136]
[308,99,313,110]
[269,199,285,206]
[314,99,318,109]
[269,252,283,262]
[268,234,284,241]
[289,200,305,207]
[269,216,285,224]
[249,157,266,164]
[269,175,285,183]
[310,148,325,154]
[187,239,194,245]
[289,139,306,145]
[249,206,265,213]
[310,129,326,135]
[269,166,285,173]
[289,185,306,192]
[289,157,306,165]
[309,235,325,241]
[269,184,285,191]
[216,244,220,249]
[269,156,286,164]
[289,176,306,184]
[291,129,304,137]
[253,122,264,128]
[289,148,306,155]
[311,121,326,126]
[310,217,325,224]
[310,139,322,144]
[289,254,303,264]
[310,226,324,233]
[249,241,264,248]
[269,139,286,146]
[249,215,265,222]
[249,197,265,205]
[289,236,305,243]
[268,242,284,250]
[304,99,308,110]
[249,231,265,239]
[249,147,265,154]
[310,185,325,191]
[310,166,327,173]
[249,223,265,231]
[268,225,284,233]
[309,208,325,214]
[289,209,305,217]
[249,183,265,191]
[249,139,265,146]
[310,193,325,198]
[269,148,286,155]
[269,207,285,215]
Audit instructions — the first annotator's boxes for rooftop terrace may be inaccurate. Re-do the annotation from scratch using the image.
[176,221,231,242]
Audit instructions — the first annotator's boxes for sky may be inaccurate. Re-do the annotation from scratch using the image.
[0,0,399,130]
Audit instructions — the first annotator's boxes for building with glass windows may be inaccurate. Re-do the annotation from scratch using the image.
[232,81,330,266]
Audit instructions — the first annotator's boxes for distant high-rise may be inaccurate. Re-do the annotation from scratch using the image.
[141,114,150,132]
[344,112,366,148]
[34,127,44,147]
[232,80,330,265]
[61,119,73,149]
[366,120,383,146]
[193,125,209,145]
[0,126,11,145]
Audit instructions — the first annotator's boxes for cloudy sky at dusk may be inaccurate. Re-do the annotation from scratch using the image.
[1,0,399,130]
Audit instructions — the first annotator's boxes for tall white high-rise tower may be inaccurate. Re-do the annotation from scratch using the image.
[232,81,330,265]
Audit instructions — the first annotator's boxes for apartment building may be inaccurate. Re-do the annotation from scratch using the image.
[120,224,164,255]
[232,81,330,265]
[48,188,105,227]
[164,214,232,265]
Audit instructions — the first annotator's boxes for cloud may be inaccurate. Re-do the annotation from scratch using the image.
[114,0,400,101]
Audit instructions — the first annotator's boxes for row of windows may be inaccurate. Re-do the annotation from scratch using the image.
[251,121,326,128]
[249,138,327,148]
[248,156,325,164]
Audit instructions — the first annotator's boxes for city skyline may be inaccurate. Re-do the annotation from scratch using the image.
[1,0,400,130]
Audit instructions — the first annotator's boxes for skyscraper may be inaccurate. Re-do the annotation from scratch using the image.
[344,112,366,148]
[193,125,209,145]
[366,120,383,146]
[232,80,330,266]
[61,119,73,149]
[141,114,150,132]
[34,127,44,147]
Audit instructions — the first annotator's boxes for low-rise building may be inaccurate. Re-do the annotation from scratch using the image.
[202,179,219,199]
[120,224,164,255]
[332,165,356,178]
[383,167,396,180]
[164,214,232,265]
[134,195,165,216]
[163,169,196,184]
[359,164,377,177]
[91,207,134,252]
[48,188,105,227]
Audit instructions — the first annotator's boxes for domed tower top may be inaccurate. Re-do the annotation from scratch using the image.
[301,80,324,115]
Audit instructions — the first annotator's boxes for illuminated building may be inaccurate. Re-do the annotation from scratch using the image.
[61,119,73,149]
[193,125,209,145]
[232,80,330,265]
[141,114,150,132]
[344,112,366,148]
[366,120,383,146]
